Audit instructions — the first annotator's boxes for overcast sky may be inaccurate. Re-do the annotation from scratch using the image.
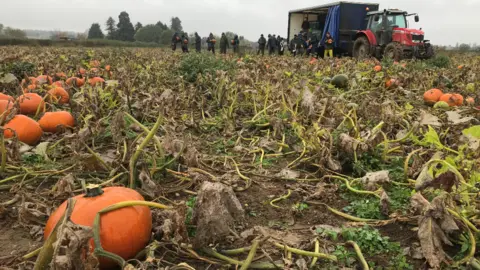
[1,0,479,46]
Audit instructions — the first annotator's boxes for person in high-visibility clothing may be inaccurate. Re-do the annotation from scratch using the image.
[324,32,334,58]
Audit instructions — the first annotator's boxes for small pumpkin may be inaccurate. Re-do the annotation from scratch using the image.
[24,84,38,93]
[423,88,443,105]
[466,97,475,106]
[385,78,398,89]
[55,72,67,80]
[52,81,64,88]
[38,111,75,133]
[90,60,100,67]
[309,58,317,65]
[44,186,152,269]
[79,68,87,75]
[66,77,86,87]
[439,93,463,107]
[0,93,14,102]
[47,87,69,104]
[105,65,111,72]
[88,77,105,87]
[4,115,43,145]
[21,77,38,87]
[374,65,382,72]
[36,75,53,85]
[17,93,45,115]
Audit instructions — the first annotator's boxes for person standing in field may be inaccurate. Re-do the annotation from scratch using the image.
[276,35,282,55]
[181,34,189,53]
[257,34,266,55]
[220,33,229,54]
[195,32,201,53]
[324,32,334,58]
[232,35,240,55]
[268,35,276,55]
[171,32,181,51]
[207,33,216,54]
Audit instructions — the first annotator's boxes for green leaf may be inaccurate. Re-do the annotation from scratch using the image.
[462,125,480,139]
[422,126,444,150]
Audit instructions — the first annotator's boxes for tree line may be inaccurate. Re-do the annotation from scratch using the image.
[0,24,27,39]
[87,12,252,47]
[87,11,185,46]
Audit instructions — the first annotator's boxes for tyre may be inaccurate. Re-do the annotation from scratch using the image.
[353,36,370,60]
[424,43,435,59]
[384,42,403,61]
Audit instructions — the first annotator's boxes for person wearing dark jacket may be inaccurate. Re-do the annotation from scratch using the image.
[276,35,282,55]
[257,34,266,55]
[171,32,181,51]
[181,34,189,53]
[301,17,310,32]
[268,35,276,55]
[232,35,240,54]
[195,32,201,53]
[206,33,216,54]
[220,33,229,54]
[324,32,334,58]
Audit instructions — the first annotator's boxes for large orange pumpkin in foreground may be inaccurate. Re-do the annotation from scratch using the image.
[47,87,69,104]
[44,186,152,269]
[4,115,43,145]
[423,88,443,105]
[38,111,75,133]
[17,93,45,115]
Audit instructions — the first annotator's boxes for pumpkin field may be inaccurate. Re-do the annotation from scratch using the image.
[1,46,480,270]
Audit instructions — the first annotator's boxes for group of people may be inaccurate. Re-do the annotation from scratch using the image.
[171,32,240,54]
[171,28,335,59]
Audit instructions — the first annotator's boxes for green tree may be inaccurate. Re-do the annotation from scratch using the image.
[170,17,183,32]
[134,24,163,43]
[135,22,143,33]
[156,21,168,31]
[159,29,174,45]
[106,16,117,39]
[459,43,471,52]
[0,24,4,35]
[88,23,104,39]
[116,11,135,41]
[4,27,26,39]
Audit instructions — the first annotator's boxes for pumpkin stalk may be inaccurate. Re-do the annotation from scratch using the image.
[0,131,6,173]
[129,112,163,188]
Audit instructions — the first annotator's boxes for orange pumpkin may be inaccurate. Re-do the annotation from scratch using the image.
[21,77,38,87]
[4,115,43,145]
[66,77,86,88]
[374,65,382,72]
[88,77,105,87]
[36,75,53,85]
[105,65,111,72]
[439,93,463,107]
[0,93,14,102]
[47,87,69,104]
[52,81,64,88]
[423,88,444,105]
[44,186,152,268]
[24,84,38,93]
[458,65,464,70]
[385,78,398,88]
[466,97,475,106]
[38,111,75,133]
[17,93,45,115]
[79,68,87,75]
[55,72,67,79]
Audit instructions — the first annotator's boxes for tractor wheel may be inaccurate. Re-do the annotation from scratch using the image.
[384,42,403,61]
[424,43,435,59]
[353,36,370,60]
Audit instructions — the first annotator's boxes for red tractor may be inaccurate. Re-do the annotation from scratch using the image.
[353,9,434,60]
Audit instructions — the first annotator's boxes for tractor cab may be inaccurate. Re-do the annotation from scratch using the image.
[354,9,433,60]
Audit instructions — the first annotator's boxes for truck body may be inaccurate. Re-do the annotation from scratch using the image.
[287,1,434,60]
